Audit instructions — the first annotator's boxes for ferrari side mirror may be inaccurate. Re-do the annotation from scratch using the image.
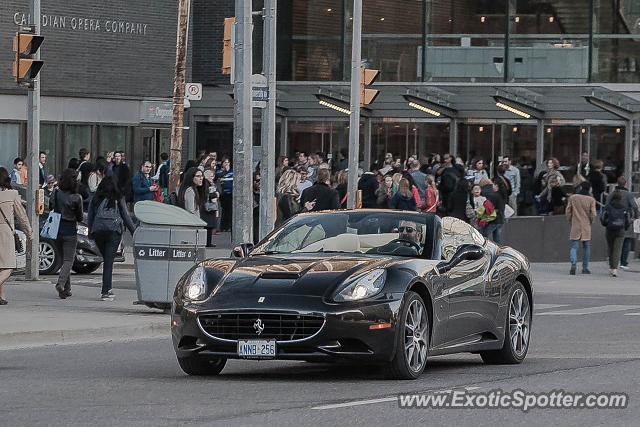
[436,244,484,274]
[232,243,254,258]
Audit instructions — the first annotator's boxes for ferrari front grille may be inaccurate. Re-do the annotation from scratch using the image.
[199,312,324,341]
[198,312,325,342]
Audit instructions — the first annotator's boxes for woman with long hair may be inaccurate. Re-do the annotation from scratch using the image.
[0,167,32,305]
[603,190,627,277]
[537,157,565,214]
[87,176,136,301]
[178,167,206,217]
[390,178,418,211]
[470,158,488,185]
[51,168,83,299]
[217,157,233,231]
[420,174,440,213]
[335,170,348,208]
[375,174,394,208]
[391,172,403,194]
[201,169,221,247]
[403,172,421,207]
[275,169,315,227]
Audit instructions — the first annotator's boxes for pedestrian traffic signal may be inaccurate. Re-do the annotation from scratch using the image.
[360,67,379,107]
[12,29,44,85]
[222,17,235,75]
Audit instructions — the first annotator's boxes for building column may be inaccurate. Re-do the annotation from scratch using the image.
[449,119,458,157]
[536,119,544,175]
[363,118,372,170]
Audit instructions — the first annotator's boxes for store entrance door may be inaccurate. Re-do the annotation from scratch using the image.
[196,122,234,161]
[142,128,171,172]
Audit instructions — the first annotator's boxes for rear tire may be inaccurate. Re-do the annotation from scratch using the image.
[39,240,61,275]
[386,291,429,380]
[480,282,531,365]
[177,355,227,376]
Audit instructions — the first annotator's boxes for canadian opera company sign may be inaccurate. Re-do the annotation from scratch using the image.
[13,12,149,36]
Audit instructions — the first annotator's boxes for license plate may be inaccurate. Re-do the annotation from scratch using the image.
[237,339,276,359]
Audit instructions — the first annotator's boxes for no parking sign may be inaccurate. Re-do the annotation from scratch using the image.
[185,83,202,100]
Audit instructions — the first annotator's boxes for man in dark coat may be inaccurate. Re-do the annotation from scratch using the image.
[357,166,379,208]
[301,168,339,211]
[112,151,131,198]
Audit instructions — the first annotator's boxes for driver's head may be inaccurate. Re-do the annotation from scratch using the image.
[398,220,422,244]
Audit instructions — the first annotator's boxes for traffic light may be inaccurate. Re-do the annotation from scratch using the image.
[360,67,379,107]
[222,17,235,75]
[12,28,44,85]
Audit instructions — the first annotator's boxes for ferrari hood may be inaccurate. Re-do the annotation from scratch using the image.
[203,254,395,298]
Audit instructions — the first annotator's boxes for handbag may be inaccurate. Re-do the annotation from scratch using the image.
[204,198,219,212]
[0,206,23,253]
[41,190,61,239]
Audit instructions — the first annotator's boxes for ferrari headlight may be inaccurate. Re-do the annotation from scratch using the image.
[184,266,206,300]
[334,269,386,302]
[77,225,89,236]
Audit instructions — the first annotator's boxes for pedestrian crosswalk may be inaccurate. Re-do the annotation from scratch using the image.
[536,304,640,316]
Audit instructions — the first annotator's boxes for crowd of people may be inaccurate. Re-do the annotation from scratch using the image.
[0,146,638,306]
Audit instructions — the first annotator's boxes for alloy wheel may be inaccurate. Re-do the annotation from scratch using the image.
[39,242,55,271]
[404,299,428,372]
[509,288,530,357]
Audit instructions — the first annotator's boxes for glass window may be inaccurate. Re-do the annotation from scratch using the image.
[99,126,126,157]
[64,125,92,168]
[0,123,20,173]
[290,1,344,81]
[545,126,581,180]
[589,126,625,184]
[40,124,58,179]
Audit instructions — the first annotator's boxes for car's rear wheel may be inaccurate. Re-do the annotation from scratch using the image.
[480,282,531,364]
[387,291,429,380]
[39,241,61,275]
[177,355,227,376]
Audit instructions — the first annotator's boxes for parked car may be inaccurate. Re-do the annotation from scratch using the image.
[15,218,124,275]
[171,211,533,379]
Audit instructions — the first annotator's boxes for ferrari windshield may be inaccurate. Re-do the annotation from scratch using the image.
[252,211,436,258]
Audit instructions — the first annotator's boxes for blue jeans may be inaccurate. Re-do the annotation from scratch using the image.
[482,222,503,244]
[620,238,632,267]
[570,240,591,269]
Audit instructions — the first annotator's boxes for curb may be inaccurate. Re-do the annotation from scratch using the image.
[0,322,169,351]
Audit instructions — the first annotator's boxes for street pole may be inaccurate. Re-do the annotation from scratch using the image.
[232,0,253,246]
[259,0,277,241]
[25,0,41,280]
[169,0,190,195]
[346,0,362,210]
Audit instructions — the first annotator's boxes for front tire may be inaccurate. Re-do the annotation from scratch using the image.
[480,282,531,364]
[387,291,429,380]
[177,355,227,376]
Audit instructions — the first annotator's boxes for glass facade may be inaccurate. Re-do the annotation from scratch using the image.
[99,126,127,156]
[0,123,20,173]
[282,0,640,83]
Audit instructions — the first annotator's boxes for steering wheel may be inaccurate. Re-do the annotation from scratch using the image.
[387,238,421,255]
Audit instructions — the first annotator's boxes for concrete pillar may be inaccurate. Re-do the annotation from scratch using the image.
[536,120,544,175]
[363,118,372,170]
[625,119,632,190]
[449,119,458,157]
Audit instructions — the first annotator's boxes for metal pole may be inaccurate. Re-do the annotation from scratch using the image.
[625,120,632,189]
[232,0,253,246]
[346,0,362,210]
[448,119,458,157]
[168,0,191,195]
[279,116,288,157]
[363,118,371,171]
[535,120,544,176]
[259,0,277,240]
[25,0,41,280]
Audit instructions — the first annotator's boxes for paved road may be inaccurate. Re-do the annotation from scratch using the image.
[2,263,640,426]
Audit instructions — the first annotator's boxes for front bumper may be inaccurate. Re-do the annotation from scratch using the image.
[171,297,402,363]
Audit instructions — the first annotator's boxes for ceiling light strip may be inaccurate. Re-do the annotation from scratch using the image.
[318,100,351,115]
[495,102,531,119]
[408,102,441,117]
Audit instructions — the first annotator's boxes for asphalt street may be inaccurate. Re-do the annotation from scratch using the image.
[2,262,640,426]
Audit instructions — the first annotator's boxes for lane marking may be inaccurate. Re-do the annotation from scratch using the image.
[312,386,480,410]
[538,305,640,316]
[624,313,640,316]
[534,304,569,311]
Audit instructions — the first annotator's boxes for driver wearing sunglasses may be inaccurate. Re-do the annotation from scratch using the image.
[397,220,423,246]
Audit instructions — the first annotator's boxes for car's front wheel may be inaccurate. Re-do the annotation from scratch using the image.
[177,355,227,376]
[481,282,531,364]
[387,291,429,380]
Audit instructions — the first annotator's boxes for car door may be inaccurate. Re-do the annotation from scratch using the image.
[439,218,491,345]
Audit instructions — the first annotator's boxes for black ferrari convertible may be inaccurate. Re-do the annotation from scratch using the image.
[171,210,533,379]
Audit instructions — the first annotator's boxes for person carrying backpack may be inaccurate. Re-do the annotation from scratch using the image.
[601,190,630,277]
[87,176,136,300]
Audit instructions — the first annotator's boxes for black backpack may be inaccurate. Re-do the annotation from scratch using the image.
[601,205,629,230]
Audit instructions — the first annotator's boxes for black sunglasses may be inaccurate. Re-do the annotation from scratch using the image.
[398,226,415,233]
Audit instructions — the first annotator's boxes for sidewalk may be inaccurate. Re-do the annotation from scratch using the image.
[1,260,637,351]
